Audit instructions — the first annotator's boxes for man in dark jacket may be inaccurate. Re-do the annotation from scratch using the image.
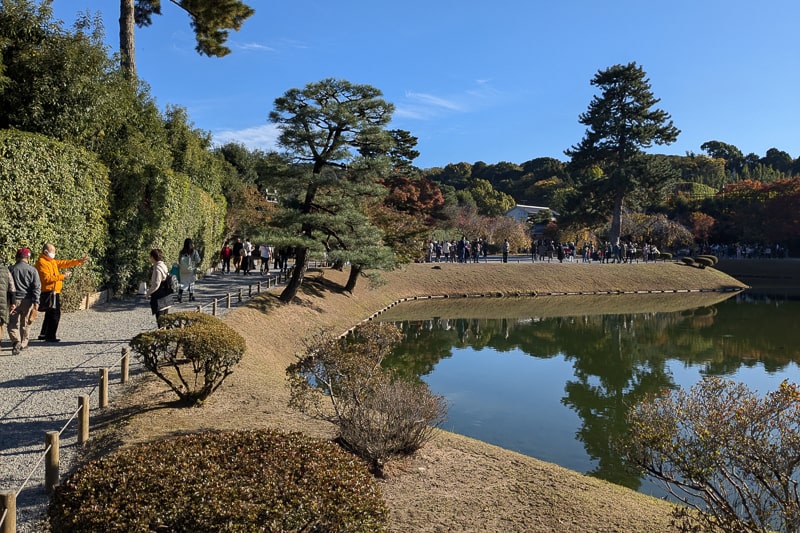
[8,248,40,354]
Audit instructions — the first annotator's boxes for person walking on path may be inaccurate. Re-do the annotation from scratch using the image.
[220,241,233,274]
[145,248,171,322]
[502,239,510,263]
[0,261,16,351]
[8,248,40,355]
[177,238,201,302]
[34,243,87,342]
[232,237,244,274]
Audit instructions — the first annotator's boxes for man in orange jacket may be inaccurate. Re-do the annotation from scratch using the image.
[34,243,88,342]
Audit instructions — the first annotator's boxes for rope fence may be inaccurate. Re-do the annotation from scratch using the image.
[0,346,132,533]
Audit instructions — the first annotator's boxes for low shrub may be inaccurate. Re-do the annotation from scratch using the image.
[694,256,714,269]
[49,429,388,532]
[288,323,447,474]
[130,312,245,405]
[695,254,718,265]
[658,252,672,261]
[680,257,696,266]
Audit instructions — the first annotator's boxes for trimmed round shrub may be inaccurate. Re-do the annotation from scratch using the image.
[695,254,718,265]
[695,256,714,269]
[50,430,388,532]
[130,312,246,405]
[658,252,672,261]
[680,256,696,266]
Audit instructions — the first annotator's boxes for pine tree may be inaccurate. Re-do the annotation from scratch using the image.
[268,78,395,303]
[565,62,679,245]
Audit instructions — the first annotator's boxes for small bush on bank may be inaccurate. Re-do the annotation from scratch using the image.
[680,257,696,267]
[130,312,245,405]
[49,429,388,532]
[288,323,447,474]
[694,256,714,269]
[658,252,672,261]
[695,254,718,265]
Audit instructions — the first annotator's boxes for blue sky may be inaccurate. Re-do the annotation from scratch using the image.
[50,1,799,169]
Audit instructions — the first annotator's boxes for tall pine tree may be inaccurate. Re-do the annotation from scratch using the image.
[565,62,679,245]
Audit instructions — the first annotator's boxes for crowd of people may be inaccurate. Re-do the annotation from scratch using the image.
[219,237,291,276]
[1,243,88,354]
[422,238,666,264]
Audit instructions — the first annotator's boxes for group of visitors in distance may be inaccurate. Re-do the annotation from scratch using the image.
[0,243,88,354]
[218,237,290,276]
[423,238,663,264]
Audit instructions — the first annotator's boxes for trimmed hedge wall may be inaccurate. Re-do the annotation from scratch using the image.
[0,129,109,309]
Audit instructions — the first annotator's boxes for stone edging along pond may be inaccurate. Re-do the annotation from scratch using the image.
[344,285,746,336]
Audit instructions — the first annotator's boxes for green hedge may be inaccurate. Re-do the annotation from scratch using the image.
[107,168,226,293]
[0,129,109,309]
[50,430,388,532]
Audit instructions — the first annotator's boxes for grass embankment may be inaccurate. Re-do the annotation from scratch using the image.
[110,263,747,532]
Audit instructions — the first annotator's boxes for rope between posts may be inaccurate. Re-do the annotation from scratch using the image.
[15,443,52,498]
[58,404,83,437]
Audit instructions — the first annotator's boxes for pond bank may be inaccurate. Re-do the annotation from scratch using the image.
[109,263,746,532]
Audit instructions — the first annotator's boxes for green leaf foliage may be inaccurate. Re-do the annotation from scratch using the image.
[0,129,108,307]
[130,312,245,405]
[49,429,388,532]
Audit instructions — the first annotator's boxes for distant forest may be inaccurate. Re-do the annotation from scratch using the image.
[421,142,798,214]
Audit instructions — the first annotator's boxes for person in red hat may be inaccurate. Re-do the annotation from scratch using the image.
[8,248,40,354]
[34,243,88,342]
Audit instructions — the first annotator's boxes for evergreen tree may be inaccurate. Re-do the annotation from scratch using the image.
[565,62,679,245]
[119,0,255,79]
[268,78,395,303]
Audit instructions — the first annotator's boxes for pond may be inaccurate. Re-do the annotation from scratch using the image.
[378,290,800,496]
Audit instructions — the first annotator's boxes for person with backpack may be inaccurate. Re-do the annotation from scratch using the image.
[178,238,201,301]
[145,248,171,321]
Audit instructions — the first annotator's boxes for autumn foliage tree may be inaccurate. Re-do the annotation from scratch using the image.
[622,377,800,533]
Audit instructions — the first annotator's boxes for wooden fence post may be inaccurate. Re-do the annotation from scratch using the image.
[248,285,252,297]
[212,299,218,316]
[1,490,16,533]
[238,288,243,303]
[226,293,231,309]
[45,431,59,494]
[257,281,262,294]
[121,348,130,384]
[98,368,109,408]
[78,395,90,445]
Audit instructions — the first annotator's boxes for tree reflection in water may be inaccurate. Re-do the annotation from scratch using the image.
[378,292,800,491]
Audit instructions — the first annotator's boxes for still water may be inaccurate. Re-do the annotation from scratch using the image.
[378,291,800,495]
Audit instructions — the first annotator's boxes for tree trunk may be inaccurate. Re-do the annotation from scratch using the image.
[609,193,624,245]
[344,265,361,293]
[279,247,308,303]
[119,0,136,79]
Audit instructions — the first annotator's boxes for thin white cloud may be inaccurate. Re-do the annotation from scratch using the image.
[405,92,464,111]
[395,83,504,121]
[233,41,276,52]
[213,124,280,151]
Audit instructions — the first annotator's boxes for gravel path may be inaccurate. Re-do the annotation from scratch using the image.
[0,268,288,532]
